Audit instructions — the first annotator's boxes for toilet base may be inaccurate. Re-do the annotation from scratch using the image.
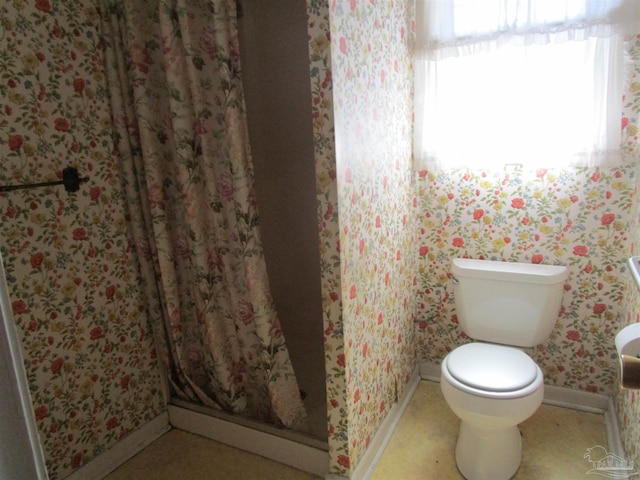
[455,421,522,480]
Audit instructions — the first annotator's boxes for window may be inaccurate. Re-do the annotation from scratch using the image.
[413,0,637,171]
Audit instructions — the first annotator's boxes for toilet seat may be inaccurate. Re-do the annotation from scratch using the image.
[442,343,543,399]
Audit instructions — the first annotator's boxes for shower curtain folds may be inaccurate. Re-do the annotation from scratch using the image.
[99,0,306,429]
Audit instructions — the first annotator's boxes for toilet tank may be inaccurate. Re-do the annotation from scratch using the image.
[451,258,569,347]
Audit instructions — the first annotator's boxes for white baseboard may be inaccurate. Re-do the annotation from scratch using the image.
[65,412,170,480]
[168,404,329,478]
[543,384,609,413]
[419,362,441,382]
[346,367,421,480]
[605,397,625,458]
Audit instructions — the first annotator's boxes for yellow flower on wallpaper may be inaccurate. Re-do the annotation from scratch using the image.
[557,197,573,208]
[492,238,506,249]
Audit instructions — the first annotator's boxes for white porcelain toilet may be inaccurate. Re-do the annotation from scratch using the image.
[441,258,569,480]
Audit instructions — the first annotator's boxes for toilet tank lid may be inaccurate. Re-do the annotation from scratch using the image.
[451,258,569,284]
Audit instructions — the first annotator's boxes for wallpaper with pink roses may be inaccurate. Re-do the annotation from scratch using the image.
[0,1,165,479]
[314,0,640,475]
[2,0,640,479]
[616,35,640,472]
[311,0,419,476]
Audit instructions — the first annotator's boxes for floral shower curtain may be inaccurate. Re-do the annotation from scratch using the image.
[99,0,306,428]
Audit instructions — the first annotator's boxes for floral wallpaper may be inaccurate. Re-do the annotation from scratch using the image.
[415,164,634,391]
[322,0,419,476]
[307,0,347,474]
[0,1,165,479]
[2,0,639,479]
[615,35,640,474]
[414,35,640,470]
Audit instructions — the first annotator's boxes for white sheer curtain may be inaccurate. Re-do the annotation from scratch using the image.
[413,0,640,171]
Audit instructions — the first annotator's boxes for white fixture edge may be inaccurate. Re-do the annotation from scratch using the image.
[325,367,421,480]
[168,404,329,478]
[65,412,170,480]
[0,250,49,480]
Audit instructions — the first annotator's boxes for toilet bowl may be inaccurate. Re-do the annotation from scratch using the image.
[441,258,569,480]
[440,342,544,480]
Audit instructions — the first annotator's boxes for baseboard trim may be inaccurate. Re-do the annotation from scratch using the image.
[168,405,329,478]
[65,412,170,480]
[347,367,421,480]
[543,384,609,413]
[605,397,625,458]
[420,361,609,413]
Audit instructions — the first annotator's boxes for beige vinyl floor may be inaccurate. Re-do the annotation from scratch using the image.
[104,380,608,479]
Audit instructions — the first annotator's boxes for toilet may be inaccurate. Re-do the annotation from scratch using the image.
[441,258,569,480]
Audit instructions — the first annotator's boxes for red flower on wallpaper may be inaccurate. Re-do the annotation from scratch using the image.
[54,117,70,132]
[12,300,27,315]
[73,77,85,93]
[121,375,130,389]
[473,209,484,220]
[353,388,360,403]
[419,246,429,256]
[35,0,51,13]
[106,285,116,300]
[337,455,350,469]
[452,237,464,247]
[89,186,101,203]
[106,417,119,430]
[337,354,345,367]
[573,245,589,256]
[51,357,64,375]
[622,117,630,129]
[70,452,83,469]
[339,37,347,54]
[90,327,103,340]
[531,254,543,264]
[349,284,356,299]
[566,330,580,341]
[593,303,607,315]
[34,405,48,421]
[345,167,353,183]
[511,197,525,209]
[72,227,87,240]
[601,213,616,226]
[30,252,44,269]
[8,134,23,151]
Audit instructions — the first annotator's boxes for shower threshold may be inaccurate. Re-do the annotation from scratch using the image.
[168,397,329,477]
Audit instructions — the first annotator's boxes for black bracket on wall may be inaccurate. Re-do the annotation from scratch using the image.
[0,167,89,194]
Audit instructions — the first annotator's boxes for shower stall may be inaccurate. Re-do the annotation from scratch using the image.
[237,0,327,442]
[165,0,328,472]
